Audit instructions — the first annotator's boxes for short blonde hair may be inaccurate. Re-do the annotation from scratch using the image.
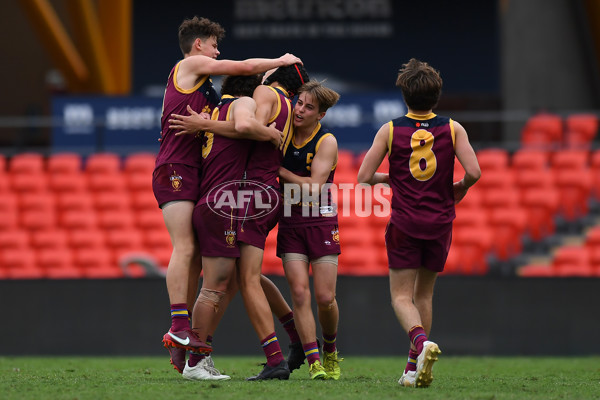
[297,80,340,112]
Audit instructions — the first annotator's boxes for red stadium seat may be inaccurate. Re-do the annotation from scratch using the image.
[73,248,123,279]
[0,230,30,251]
[135,209,165,230]
[47,153,83,174]
[67,229,105,250]
[518,264,555,277]
[123,152,156,174]
[97,209,136,231]
[130,190,158,211]
[18,192,56,213]
[439,245,460,275]
[59,209,98,230]
[476,169,515,194]
[10,172,49,193]
[31,229,69,250]
[56,192,94,214]
[48,171,88,193]
[126,172,153,193]
[452,227,493,275]
[520,113,563,149]
[20,209,57,231]
[554,168,592,221]
[454,207,488,233]
[511,148,550,171]
[0,206,20,232]
[1,248,44,279]
[520,188,560,241]
[488,207,527,261]
[37,248,82,279]
[564,113,598,148]
[93,191,131,212]
[475,148,510,172]
[551,149,589,170]
[552,246,593,277]
[454,186,483,211]
[514,168,554,193]
[85,153,121,175]
[480,188,520,215]
[9,153,45,173]
[88,172,127,193]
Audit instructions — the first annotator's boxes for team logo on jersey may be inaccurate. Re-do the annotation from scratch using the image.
[331,227,340,244]
[170,171,182,191]
[225,230,236,247]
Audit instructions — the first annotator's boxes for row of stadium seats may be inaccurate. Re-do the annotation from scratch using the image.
[520,112,598,149]
[3,142,600,279]
[519,226,600,277]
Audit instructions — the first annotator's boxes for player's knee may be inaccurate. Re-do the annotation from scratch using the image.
[197,287,226,313]
[172,240,197,260]
[316,292,336,310]
[290,284,311,306]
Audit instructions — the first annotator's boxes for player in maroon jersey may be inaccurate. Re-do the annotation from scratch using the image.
[358,59,480,388]
[168,74,305,380]
[168,64,310,380]
[277,81,343,380]
[154,15,302,375]
[239,64,310,380]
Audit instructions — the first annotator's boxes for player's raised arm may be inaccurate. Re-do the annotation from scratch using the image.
[179,53,302,79]
[357,122,391,186]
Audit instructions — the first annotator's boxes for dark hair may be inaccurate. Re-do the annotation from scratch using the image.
[263,63,309,97]
[178,16,225,55]
[220,75,262,97]
[395,58,443,111]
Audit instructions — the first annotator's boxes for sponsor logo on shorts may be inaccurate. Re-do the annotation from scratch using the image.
[207,180,279,220]
[170,171,182,191]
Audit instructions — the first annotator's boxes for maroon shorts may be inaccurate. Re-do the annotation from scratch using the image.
[276,224,341,259]
[192,202,240,258]
[237,191,282,250]
[152,163,201,208]
[385,222,452,272]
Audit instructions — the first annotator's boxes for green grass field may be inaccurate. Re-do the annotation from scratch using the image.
[1,355,599,400]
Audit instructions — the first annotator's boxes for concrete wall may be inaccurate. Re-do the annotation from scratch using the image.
[501,0,600,140]
[1,276,599,357]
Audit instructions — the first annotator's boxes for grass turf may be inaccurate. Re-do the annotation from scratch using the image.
[1,355,599,400]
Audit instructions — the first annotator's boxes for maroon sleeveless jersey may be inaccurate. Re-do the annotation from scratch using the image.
[155,61,219,169]
[244,86,294,189]
[199,95,251,204]
[388,113,456,239]
[279,123,337,228]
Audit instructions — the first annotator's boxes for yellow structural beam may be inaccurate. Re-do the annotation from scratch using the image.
[98,0,132,94]
[18,0,89,91]
[65,0,117,93]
